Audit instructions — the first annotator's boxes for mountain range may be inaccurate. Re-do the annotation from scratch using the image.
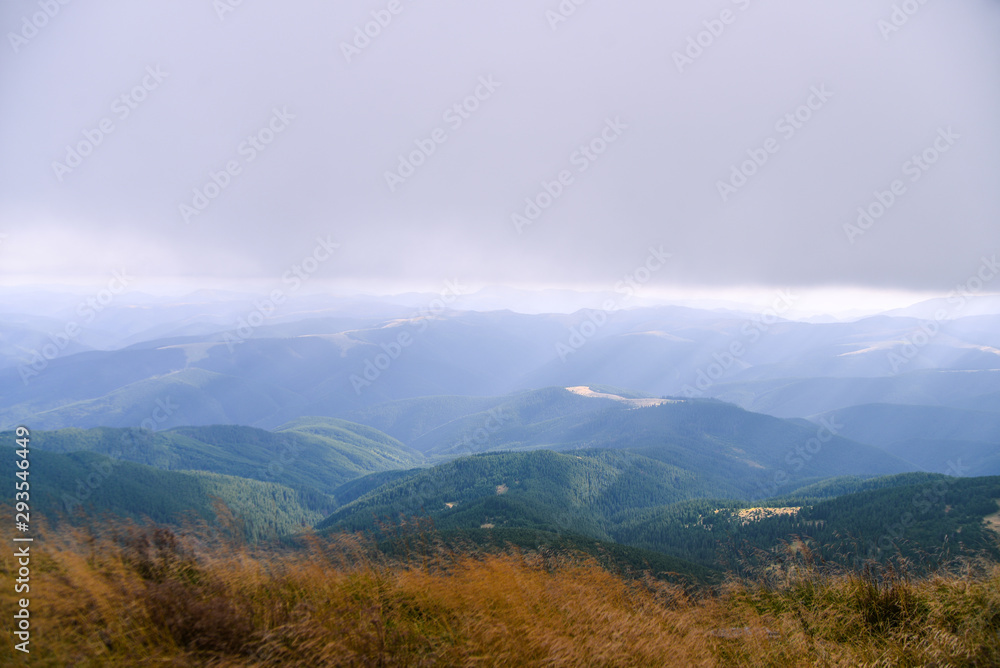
[3,294,999,435]
[2,291,997,575]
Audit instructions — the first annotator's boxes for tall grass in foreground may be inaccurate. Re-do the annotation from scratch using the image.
[1,519,998,666]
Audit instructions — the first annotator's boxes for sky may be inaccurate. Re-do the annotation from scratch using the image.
[1,0,999,312]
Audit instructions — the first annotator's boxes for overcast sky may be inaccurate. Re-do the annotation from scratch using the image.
[1,0,999,305]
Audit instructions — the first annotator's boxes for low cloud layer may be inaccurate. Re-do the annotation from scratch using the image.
[2,0,999,296]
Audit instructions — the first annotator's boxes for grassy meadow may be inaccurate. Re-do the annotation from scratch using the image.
[2,516,998,667]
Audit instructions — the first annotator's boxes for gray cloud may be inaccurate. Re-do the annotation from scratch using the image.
[1,0,998,296]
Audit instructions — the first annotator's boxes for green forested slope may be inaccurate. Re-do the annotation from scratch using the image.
[615,476,1000,569]
[4,420,422,495]
[0,446,327,540]
[320,446,999,573]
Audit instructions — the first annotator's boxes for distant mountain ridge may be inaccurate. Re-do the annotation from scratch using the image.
[808,403,1000,476]
[3,304,1000,431]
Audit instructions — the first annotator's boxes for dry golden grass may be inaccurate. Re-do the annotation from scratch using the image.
[1,520,998,667]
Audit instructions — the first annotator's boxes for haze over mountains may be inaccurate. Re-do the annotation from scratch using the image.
[1,284,997,580]
[2,290,998,477]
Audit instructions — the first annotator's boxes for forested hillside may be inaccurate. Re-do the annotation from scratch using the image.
[323,449,1000,573]
[332,389,914,495]
[0,447,327,540]
[615,475,1000,570]
[2,420,422,496]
